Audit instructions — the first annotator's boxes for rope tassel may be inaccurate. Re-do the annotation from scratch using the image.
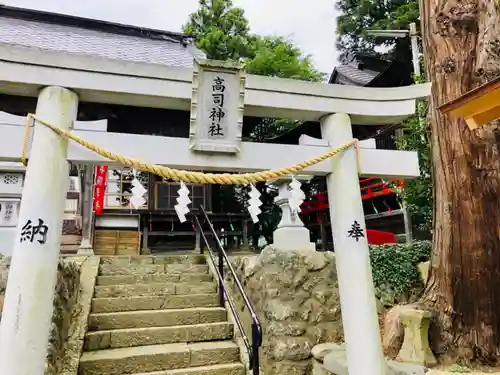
[22,114,361,184]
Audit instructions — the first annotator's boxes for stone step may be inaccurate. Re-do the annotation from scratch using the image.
[99,263,209,276]
[100,255,207,266]
[128,363,245,375]
[96,273,213,286]
[88,307,227,331]
[91,294,220,313]
[93,282,216,298]
[84,322,233,350]
[79,341,240,375]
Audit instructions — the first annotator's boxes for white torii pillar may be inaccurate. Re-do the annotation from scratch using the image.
[0,86,78,375]
[321,113,386,375]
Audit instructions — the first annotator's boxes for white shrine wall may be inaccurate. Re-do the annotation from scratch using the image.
[0,206,20,256]
[0,230,16,255]
[95,215,140,229]
[0,168,23,255]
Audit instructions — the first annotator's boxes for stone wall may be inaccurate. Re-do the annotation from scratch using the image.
[0,254,81,375]
[227,246,345,375]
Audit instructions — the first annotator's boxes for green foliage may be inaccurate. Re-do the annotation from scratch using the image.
[245,36,323,148]
[370,241,431,305]
[183,0,323,82]
[395,76,433,239]
[336,0,419,62]
[245,36,324,81]
[183,0,253,60]
[449,363,471,373]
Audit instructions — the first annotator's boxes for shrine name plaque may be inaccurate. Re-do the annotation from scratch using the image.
[189,59,246,154]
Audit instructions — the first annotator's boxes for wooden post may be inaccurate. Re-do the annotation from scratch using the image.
[0,86,78,375]
[195,229,201,253]
[141,216,150,254]
[78,165,94,254]
[319,212,328,251]
[242,219,249,248]
[321,113,386,375]
[402,201,413,243]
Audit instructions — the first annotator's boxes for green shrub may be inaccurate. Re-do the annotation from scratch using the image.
[369,241,432,306]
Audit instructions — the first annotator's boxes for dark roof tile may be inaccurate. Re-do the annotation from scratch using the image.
[0,11,205,68]
[335,64,380,86]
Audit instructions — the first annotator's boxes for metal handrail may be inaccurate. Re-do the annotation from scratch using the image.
[193,206,262,375]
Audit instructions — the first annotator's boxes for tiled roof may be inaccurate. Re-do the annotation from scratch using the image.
[0,11,205,68]
[335,63,380,86]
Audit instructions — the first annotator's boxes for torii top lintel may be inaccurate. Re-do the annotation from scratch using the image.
[0,44,430,125]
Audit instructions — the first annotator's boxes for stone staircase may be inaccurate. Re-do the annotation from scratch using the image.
[78,255,246,375]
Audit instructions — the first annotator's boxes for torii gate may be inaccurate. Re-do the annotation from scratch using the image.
[0,48,430,375]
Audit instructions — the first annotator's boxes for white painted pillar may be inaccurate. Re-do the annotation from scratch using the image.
[409,22,421,78]
[320,113,386,375]
[0,86,78,375]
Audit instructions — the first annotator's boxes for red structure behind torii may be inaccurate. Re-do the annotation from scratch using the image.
[301,178,405,213]
[300,178,405,247]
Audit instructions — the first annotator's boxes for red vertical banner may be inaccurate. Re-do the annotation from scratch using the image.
[93,166,108,215]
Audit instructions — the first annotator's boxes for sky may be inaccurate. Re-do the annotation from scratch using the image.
[5,0,339,74]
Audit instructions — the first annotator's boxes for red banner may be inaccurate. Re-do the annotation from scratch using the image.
[93,166,108,215]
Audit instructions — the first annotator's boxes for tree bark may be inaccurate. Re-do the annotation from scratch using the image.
[421,0,500,362]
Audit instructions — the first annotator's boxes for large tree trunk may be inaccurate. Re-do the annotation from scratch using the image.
[421,0,500,363]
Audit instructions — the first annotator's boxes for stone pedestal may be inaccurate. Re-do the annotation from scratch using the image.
[77,242,94,255]
[270,176,315,251]
[397,308,437,366]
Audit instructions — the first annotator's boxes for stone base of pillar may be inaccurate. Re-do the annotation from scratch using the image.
[77,239,94,255]
[77,247,94,255]
[319,343,427,375]
[312,343,341,375]
[273,226,315,251]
